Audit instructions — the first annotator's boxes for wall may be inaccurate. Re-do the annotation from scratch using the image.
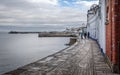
[106,0,120,73]
[99,0,106,53]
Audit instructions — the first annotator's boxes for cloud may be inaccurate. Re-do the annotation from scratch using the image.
[0,0,97,26]
[75,1,98,7]
[28,0,58,5]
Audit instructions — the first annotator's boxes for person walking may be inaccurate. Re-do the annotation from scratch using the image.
[87,32,90,39]
[84,32,87,39]
[80,32,83,39]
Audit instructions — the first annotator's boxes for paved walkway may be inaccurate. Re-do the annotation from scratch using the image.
[4,39,118,75]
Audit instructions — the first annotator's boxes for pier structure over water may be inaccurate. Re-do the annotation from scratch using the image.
[3,39,118,75]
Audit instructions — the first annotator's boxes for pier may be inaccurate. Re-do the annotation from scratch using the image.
[3,39,118,75]
[38,32,77,37]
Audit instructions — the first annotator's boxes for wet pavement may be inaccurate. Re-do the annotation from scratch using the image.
[3,39,119,75]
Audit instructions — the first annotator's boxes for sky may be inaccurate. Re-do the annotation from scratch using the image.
[0,0,98,27]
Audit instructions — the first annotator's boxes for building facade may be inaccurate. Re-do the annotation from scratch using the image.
[106,0,120,73]
[98,0,106,54]
[87,1,106,54]
[87,4,99,40]
[87,0,120,73]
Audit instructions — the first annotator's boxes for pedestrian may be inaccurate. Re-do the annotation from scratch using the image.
[81,32,83,39]
[87,32,90,39]
[84,32,87,39]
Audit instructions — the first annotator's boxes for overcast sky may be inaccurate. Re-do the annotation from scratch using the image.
[0,0,98,26]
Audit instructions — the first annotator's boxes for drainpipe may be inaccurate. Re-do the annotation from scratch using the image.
[110,0,113,63]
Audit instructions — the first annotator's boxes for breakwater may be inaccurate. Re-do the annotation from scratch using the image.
[9,31,77,37]
[38,32,77,37]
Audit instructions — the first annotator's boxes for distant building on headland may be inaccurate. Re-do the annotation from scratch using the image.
[87,0,120,73]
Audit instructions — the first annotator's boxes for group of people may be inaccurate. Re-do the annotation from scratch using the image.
[80,32,90,39]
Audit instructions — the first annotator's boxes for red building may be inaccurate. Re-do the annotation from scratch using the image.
[106,0,120,73]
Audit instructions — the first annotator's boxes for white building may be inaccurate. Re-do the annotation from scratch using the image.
[98,0,107,53]
[87,4,99,40]
[87,0,106,54]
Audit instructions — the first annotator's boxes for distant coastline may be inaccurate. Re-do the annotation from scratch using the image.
[8,31,40,34]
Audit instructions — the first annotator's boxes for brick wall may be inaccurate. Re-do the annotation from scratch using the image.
[106,0,120,73]
[106,0,111,61]
[115,0,120,73]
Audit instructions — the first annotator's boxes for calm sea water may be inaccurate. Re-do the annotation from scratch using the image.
[0,33,70,74]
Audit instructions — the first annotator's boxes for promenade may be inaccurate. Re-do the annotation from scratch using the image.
[4,39,118,75]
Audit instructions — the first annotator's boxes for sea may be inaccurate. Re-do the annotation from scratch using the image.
[0,32,70,74]
[0,24,84,74]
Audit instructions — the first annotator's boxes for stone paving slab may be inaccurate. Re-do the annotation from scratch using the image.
[3,39,118,75]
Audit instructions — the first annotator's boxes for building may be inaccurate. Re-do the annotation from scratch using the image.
[98,0,106,54]
[106,0,120,73]
[87,0,120,73]
[87,4,99,40]
[87,2,106,54]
